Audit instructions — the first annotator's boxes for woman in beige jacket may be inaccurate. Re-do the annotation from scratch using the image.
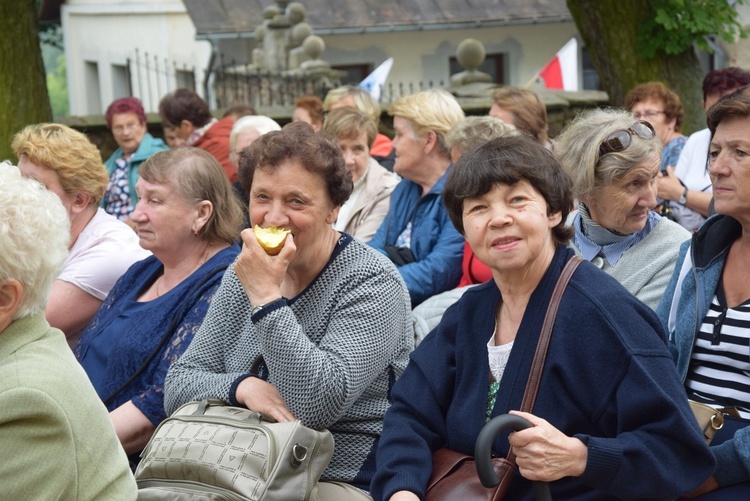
[324,108,399,242]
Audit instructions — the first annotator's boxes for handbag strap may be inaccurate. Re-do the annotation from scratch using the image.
[507,255,582,462]
[519,255,582,412]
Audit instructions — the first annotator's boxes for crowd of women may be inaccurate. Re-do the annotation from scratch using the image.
[3,70,750,500]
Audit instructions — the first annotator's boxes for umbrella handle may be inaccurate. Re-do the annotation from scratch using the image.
[475,414,552,501]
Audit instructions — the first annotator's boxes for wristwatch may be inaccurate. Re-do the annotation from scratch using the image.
[678,187,688,205]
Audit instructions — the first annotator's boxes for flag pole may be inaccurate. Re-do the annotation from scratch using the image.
[522,71,541,89]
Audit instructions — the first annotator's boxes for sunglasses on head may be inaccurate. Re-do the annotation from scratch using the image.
[597,120,656,160]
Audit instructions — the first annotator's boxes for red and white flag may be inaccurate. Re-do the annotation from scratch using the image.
[538,38,579,91]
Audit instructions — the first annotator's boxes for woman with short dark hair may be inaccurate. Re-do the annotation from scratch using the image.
[372,135,714,501]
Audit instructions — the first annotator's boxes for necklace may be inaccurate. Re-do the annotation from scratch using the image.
[155,276,163,297]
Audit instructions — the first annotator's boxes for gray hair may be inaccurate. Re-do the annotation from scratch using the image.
[446,116,519,158]
[554,107,662,200]
[0,163,70,320]
[229,115,282,151]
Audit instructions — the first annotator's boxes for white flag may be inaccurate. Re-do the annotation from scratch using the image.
[360,58,394,102]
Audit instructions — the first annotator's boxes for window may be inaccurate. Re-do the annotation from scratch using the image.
[449,53,506,84]
[112,63,131,100]
[85,61,102,114]
[331,64,372,85]
[176,68,196,91]
[581,46,601,91]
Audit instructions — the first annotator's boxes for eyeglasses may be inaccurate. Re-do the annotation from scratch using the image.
[632,110,666,120]
[113,122,140,135]
[598,120,656,159]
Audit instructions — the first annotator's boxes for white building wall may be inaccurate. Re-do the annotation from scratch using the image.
[62,0,211,116]
[319,22,579,89]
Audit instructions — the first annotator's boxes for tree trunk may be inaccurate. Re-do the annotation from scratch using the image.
[567,0,706,134]
[0,0,52,162]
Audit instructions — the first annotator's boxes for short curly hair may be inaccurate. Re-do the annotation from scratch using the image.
[625,82,684,132]
[703,67,750,101]
[159,88,212,128]
[238,121,352,207]
[105,97,147,129]
[0,163,70,320]
[11,123,109,206]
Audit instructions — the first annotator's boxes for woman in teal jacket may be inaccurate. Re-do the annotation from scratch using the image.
[102,97,167,222]
[657,91,750,497]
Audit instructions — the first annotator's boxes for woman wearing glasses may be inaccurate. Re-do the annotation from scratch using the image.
[625,82,687,172]
[103,97,168,225]
[555,108,690,310]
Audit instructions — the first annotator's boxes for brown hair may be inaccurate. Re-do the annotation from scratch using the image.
[625,82,684,132]
[238,121,352,207]
[158,88,212,128]
[139,148,243,244]
[294,95,324,127]
[491,87,548,144]
[322,108,378,148]
[708,91,750,136]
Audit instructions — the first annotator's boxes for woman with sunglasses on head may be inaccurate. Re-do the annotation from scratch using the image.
[555,108,690,311]
[656,92,750,498]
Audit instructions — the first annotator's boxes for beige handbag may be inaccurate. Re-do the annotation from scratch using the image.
[688,400,740,445]
[134,399,335,501]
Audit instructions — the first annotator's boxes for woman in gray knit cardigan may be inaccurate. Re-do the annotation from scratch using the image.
[554,108,690,310]
[164,122,414,501]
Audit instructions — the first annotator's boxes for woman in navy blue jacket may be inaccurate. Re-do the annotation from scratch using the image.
[371,135,714,500]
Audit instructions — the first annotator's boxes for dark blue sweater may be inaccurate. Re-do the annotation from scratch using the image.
[76,244,239,424]
[372,247,715,500]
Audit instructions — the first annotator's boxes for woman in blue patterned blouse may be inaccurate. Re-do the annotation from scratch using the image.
[75,147,243,463]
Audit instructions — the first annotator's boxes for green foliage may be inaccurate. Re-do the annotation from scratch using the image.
[637,0,748,58]
[41,25,68,117]
[47,54,69,117]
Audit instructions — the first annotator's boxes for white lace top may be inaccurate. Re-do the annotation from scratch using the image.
[487,329,514,382]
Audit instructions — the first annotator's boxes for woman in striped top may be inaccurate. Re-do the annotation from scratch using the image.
[658,88,750,497]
